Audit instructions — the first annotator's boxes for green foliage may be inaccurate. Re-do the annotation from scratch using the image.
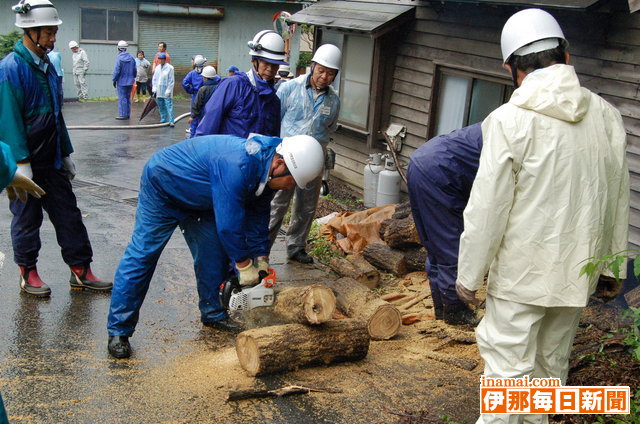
[307,221,340,264]
[579,250,640,283]
[621,307,640,361]
[296,51,312,69]
[440,416,461,424]
[0,30,21,60]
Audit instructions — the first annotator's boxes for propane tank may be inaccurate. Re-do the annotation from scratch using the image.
[363,153,384,208]
[375,157,401,206]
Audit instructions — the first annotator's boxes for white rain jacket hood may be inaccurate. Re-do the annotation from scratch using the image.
[458,64,629,307]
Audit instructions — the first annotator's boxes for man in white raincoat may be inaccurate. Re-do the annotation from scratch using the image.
[267,44,341,264]
[455,9,629,424]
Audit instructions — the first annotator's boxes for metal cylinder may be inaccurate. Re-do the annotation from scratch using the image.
[375,158,401,206]
[363,153,384,208]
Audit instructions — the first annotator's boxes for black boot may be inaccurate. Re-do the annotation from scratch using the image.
[290,250,313,264]
[108,336,132,359]
[203,316,243,333]
[443,303,479,326]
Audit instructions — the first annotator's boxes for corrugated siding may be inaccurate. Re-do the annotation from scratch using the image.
[331,3,640,248]
[138,15,220,71]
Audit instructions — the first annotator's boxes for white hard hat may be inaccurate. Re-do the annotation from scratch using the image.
[312,44,342,71]
[202,65,217,79]
[248,30,287,65]
[68,40,79,49]
[277,135,324,189]
[117,40,128,49]
[194,55,207,67]
[13,0,62,28]
[278,64,290,73]
[501,8,567,64]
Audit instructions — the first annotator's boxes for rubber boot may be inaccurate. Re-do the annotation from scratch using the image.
[69,265,113,292]
[443,303,479,326]
[19,265,51,297]
[108,336,131,359]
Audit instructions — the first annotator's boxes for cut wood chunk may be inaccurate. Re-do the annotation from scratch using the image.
[363,243,407,276]
[273,285,336,325]
[329,254,380,289]
[325,277,402,340]
[235,319,370,376]
[381,216,422,248]
[392,200,412,219]
[404,247,428,272]
[625,285,640,308]
[380,292,412,302]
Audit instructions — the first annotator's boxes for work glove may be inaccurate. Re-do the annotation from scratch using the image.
[6,166,45,202]
[255,256,269,273]
[164,90,171,98]
[594,275,622,303]
[236,260,259,286]
[112,81,117,88]
[62,156,76,181]
[455,281,478,306]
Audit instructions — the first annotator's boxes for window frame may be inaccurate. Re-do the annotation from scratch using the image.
[429,66,513,139]
[316,27,401,147]
[80,7,137,45]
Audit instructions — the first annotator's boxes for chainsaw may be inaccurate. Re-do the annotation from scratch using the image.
[219,268,276,311]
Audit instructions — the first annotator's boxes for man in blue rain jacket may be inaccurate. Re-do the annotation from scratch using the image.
[407,123,482,326]
[194,30,287,138]
[107,134,325,359]
[112,40,136,120]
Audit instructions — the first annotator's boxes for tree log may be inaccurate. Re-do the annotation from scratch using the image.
[273,285,336,325]
[381,217,422,248]
[324,277,402,340]
[392,200,412,219]
[363,243,407,276]
[329,254,380,289]
[235,319,370,376]
[404,247,427,272]
[625,285,640,308]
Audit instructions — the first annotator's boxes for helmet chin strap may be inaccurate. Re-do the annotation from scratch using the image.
[26,28,49,56]
[508,57,519,89]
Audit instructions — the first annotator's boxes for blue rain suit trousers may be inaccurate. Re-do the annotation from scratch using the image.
[11,167,92,266]
[407,123,482,310]
[107,171,227,336]
[117,84,132,118]
[157,97,174,124]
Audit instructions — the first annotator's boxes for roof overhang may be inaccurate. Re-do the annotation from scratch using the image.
[425,0,601,10]
[288,1,416,37]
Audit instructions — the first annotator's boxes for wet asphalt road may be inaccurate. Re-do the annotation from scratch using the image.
[0,100,479,424]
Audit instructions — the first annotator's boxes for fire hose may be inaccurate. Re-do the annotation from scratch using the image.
[67,112,190,130]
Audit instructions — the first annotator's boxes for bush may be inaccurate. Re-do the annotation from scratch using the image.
[0,30,21,60]
[296,51,312,69]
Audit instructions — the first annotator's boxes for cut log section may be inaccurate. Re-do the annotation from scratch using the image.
[380,216,422,248]
[273,284,336,325]
[235,319,370,376]
[329,254,380,289]
[363,243,407,276]
[325,277,402,340]
[392,200,412,219]
[404,247,428,272]
[625,285,640,308]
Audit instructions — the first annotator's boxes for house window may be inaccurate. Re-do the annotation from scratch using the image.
[320,30,376,134]
[81,8,135,43]
[432,68,513,137]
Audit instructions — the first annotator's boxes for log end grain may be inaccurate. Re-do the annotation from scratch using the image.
[368,304,402,340]
[236,333,261,376]
[304,285,337,324]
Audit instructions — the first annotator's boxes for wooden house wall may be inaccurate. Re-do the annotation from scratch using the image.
[329,3,640,248]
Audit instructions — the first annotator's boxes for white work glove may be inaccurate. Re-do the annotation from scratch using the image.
[455,281,478,306]
[164,90,171,98]
[255,256,269,273]
[236,260,259,286]
[62,156,76,181]
[6,166,45,202]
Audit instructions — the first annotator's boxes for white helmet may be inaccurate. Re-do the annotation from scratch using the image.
[193,55,207,67]
[202,65,217,79]
[68,40,79,49]
[277,135,324,189]
[117,40,128,50]
[312,44,342,71]
[501,8,567,64]
[13,0,62,28]
[248,30,287,65]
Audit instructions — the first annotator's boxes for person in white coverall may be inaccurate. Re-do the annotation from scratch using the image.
[69,40,89,101]
[455,9,629,424]
[152,52,175,126]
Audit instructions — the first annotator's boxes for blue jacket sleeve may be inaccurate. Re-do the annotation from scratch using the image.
[0,67,29,162]
[112,57,120,83]
[0,141,17,191]
[194,78,236,137]
[182,72,194,94]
